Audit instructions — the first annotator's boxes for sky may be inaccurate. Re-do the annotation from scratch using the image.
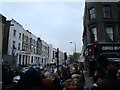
[0,2,85,55]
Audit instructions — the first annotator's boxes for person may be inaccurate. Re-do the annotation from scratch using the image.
[70,67,77,79]
[52,73,63,90]
[117,68,120,80]
[97,65,119,90]
[41,76,56,90]
[66,81,80,90]
[16,67,42,90]
[91,74,104,90]
[76,70,85,90]
[44,68,51,79]
[61,66,71,80]
[117,68,120,90]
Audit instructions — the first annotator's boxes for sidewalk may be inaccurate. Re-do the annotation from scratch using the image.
[84,71,93,89]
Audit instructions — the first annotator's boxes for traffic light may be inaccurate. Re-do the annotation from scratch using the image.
[55,52,58,58]
[64,52,67,60]
[55,48,59,59]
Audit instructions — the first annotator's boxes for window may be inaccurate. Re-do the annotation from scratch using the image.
[42,58,43,63]
[13,41,16,49]
[91,27,97,42]
[19,33,21,39]
[18,43,20,50]
[31,56,33,63]
[19,55,21,64]
[13,29,16,37]
[105,27,114,41]
[89,7,96,20]
[103,5,112,18]
[22,34,24,40]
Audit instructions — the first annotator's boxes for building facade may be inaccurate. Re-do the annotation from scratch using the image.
[2,19,24,68]
[83,2,120,76]
[59,50,64,65]
[2,14,65,68]
[41,40,49,66]
[0,14,6,63]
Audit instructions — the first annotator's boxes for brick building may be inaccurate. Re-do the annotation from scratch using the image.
[83,2,120,76]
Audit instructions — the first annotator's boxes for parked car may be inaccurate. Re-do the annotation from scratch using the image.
[2,64,15,85]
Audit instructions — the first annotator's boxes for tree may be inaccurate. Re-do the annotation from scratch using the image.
[73,52,81,61]
[69,52,81,63]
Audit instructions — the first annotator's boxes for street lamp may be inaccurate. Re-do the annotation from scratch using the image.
[70,42,76,53]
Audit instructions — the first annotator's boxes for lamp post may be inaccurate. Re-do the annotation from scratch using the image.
[70,42,76,53]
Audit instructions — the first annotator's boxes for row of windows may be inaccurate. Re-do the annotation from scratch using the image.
[23,34,37,46]
[12,40,39,53]
[13,29,21,39]
[89,5,112,20]
[12,41,21,50]
[91,26,114,42]
[18,55,46,65]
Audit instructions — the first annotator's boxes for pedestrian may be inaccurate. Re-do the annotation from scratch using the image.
[41,74,56,90]
[66,81,79,90]
[117,68,120,80]
[52,73,63,90]
[97,65,119,90]
[61,66,70,80]
[44,68,51,79]
[91,74,104,90]
[117,68,120,90]
[16,67,42,90]
[76,70,85,90]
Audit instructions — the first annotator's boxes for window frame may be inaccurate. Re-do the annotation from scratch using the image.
[105,26,114,42]
[19,33,21,39]
[13,41,16,49]
[18,43,21,50]
[13,29,16,37]
[91,27,98,42]
[103,5,112,18]
[89,7,96,20]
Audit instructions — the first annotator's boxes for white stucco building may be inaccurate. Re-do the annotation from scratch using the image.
[41,40,49,66]
[59,50,64,65]
[48,44,54,64]
[7,19,23,56]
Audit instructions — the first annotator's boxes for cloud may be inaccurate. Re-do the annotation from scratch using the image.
[1,2,85,54]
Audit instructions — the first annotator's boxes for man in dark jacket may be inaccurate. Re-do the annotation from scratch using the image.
[16,67,42,90]
[96,65,119,90]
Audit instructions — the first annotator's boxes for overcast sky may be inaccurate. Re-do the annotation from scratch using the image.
[1,2,85,55]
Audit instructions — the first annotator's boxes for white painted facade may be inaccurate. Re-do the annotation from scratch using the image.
[7,19,24,62]
[53,48,57,64]
[59,50,64,65]
[48,44,54,64]
[19,29,41,66]
[7,19,42,66]
[4,18,65,67]
[41,40,49,66]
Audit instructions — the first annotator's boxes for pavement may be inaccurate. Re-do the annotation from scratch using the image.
[84,71,94,89]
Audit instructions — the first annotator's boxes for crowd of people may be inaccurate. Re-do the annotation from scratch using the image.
[91,65,120,90]
[15,63,85,90]
[9,62,120,90]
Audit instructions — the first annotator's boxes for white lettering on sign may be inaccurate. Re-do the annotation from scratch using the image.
[102,46,113,50]
[114,46,120,50]
[102,46,120,51]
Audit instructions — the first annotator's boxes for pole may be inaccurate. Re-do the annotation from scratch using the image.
[70,42,76,53]
[56,48,59,72]
[75,42,76,53]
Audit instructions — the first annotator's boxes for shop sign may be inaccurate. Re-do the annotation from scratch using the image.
[102,46,120,51]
